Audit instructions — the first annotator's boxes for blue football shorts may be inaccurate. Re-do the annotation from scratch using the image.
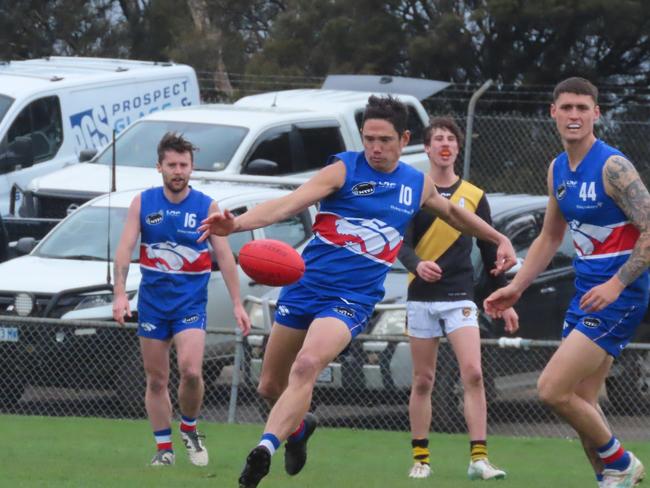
[274,282,374,338]
[562,294,648,358]
[137,310,206,341]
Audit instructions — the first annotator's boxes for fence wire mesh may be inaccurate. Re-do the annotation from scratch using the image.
[1,314,649,441]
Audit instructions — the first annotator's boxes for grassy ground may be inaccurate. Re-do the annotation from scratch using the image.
[1,415,648,487]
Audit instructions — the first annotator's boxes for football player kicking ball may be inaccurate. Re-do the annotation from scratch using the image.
[485,78,649,488]
[198,95,517,488]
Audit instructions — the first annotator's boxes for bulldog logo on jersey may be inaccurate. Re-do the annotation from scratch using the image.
[568,219,639,258]
[313,212,401,265]
[140,241,211,273]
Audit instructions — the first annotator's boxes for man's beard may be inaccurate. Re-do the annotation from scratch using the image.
[164,177,188,193]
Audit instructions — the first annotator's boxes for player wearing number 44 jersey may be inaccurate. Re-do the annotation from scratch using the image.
[197,95,517,488]
[112,132,250,467]
[485,77,650,488]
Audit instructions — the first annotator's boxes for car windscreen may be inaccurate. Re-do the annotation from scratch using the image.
[0,94,13,125]
[95,120,248,171]
[33,206,138,262]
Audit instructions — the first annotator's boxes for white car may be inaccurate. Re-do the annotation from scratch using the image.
[0,177,316,408]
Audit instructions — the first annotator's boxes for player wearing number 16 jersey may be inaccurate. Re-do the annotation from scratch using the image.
[112,132,250,467]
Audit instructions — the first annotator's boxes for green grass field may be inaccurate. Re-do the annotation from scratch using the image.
[1,415,648,487]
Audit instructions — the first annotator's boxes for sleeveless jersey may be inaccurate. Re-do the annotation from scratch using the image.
[552,139,649,300]
[138,187,213,319]
[299,151,424,305]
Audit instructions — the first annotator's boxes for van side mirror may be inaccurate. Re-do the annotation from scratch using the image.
[15,237,36,255]
[243,158,279,176]
[79,148,98,162]
[8,135,35,168]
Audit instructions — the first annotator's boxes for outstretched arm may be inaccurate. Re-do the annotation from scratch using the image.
[207,202,251,336]
[198,161,346,241]
[420,176,516,274]
[484,161,567,315]
[579,155,650,312]
[112,194,141,325]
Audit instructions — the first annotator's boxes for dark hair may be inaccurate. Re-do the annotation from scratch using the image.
[553,77,598,103]
[362,95,409,135]
[157,132,197,163]
[423,116,463,147]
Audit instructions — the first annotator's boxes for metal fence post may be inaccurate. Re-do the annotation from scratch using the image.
[463,79,493,180]
[227,328,243,424]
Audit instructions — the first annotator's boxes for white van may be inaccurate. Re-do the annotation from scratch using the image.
[0,56,200,215]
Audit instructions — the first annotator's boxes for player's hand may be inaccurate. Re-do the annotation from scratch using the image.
[416,260,442,282]
[579,276,625,312]
[112,292,132,326]
[233,303,251,336]
[501,307,519,334]
[197,209,236,242]
[483,284,522,318]
[491,236,517,276]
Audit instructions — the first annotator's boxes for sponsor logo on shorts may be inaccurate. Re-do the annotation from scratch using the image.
[333,306,354,318]
[583,317,601,328]
[277,305,290,316]
[556,183,567,200]
[140,322,157,332]
[146,211,163,225]
[462,308,472,318]
[182,314,200,324]
[351,182,375,196]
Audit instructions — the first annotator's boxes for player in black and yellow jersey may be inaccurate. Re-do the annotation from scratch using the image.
[398,117,518,481]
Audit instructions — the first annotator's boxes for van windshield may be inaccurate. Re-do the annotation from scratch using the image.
[95,120,248,171]
[0,94,13,125]
[34,206,138,262]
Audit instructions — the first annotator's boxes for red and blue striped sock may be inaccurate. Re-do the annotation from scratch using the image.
[597,436,631,471]
[287,420,306,443]
[180,415,197,433]
[154,428,173,452]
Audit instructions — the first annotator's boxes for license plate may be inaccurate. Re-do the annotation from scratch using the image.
[317,366,333,383]
[0,327,18,342]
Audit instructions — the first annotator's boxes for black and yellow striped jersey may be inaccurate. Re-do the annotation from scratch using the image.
[398,178,507,302]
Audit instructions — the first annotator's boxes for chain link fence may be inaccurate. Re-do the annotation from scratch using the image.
[1,314,649,440]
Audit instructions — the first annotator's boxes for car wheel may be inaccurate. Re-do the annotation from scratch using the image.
[605,350,650,415]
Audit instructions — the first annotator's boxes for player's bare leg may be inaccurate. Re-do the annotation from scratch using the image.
[538,330,644,485]
[175,328,208,466]
[239,318,351,488]
[257,323,307,408]
[449,327,505,480]
[538,331,613,446]
[140,337,174,465]
[407,336,439,478]
[574,356,613,484]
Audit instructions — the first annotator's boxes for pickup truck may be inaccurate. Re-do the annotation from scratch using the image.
[12,89,430,224]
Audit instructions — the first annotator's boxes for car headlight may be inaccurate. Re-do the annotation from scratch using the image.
[14,293,35,316]
[372,309,406,335]
[74,290,136,311]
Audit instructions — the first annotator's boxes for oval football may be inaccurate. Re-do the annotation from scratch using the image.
[238,239,305,286]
